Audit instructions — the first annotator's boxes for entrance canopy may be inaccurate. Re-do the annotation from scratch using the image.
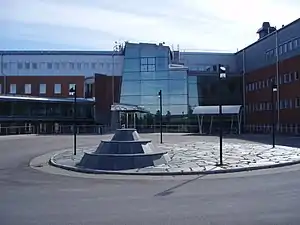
[111,103,150,113]
[193,105,242,115]
[192,105,242,135]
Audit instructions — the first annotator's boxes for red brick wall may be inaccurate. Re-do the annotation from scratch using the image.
[0,75,85,98]
[245,55,300,126]
[94,74,122,124]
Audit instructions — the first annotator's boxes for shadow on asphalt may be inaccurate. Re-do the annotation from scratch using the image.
[154,174,209,197]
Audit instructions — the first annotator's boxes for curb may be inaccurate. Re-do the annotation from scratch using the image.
[49,153,300,176]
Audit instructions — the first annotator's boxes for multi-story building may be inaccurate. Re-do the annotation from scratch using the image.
[0,17,299,134]
[238,19,300,134]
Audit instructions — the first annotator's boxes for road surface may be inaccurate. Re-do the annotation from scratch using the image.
[1,134,300,225]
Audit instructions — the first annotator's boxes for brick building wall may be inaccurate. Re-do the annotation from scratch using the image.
[245,55,300,133]
[94,74,122,124]
[0,75,85,98]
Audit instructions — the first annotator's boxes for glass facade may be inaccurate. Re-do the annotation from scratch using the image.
[120,43,188,117]
[188,74,242,108]
[118,42,242,129]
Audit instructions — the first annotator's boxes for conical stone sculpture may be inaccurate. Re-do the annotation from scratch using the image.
[77,129,170,170]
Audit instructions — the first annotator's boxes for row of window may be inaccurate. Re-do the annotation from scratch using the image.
[265,36,300,60]
[246,71,299,92]
[2,61,120,71]
[245,124,300,134]
[246,97,300,112]
[0,83,76,95]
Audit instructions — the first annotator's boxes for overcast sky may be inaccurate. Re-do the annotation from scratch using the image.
[1,0,299,51]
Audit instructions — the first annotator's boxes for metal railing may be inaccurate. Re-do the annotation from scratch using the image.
[0,124,199,136]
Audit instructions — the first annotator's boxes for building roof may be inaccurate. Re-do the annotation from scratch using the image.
[193,105,242,115]
[0,95,95,104]
[0,50,124,56]
[236,18,300,54]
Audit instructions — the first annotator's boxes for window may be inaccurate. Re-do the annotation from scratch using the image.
[279,45,283,55]
[295,98,300,108]
[32,62,38,69]
[2,63,8,69]
[69,84,76,95]
[0,84,2,93]
[77,63,81,69]
[283,44,287,52]
[294,39,298,48]
[91,63,96,69]
[17,62,23,69]
[24,84,31,94]
[39,84,46,94]
[10,84,16,94]
[47,63,52,69]
[69,62,75,69]
[289,41,293,51]
[294,71,299,80]
[140,57,156,72]
[83,63,89,69]
[25,62,30,69]
[54,62,60,69]
[284,74,291,83]
[258,81,261,89]
[61,62,67,69]
[54,84,61,94]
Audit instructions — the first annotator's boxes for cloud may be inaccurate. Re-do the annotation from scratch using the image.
[1,0,299,51]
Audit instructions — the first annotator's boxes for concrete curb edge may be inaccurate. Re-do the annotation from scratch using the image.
[48,152,300,176]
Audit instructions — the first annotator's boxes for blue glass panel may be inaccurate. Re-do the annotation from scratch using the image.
[140,80,169,96]
[123,58,140,72]
[188,83,198,97]
[121,81,141,95]
[122,72,140,81]
[188,76,197,84]
[141,71,155,80]
[169,104,188,115]
[147,57,156,64]
[125,45,140,57]
[169,80,187,95]
[141,95,159,105]
[169,95,187,105]
[169,70,187,80]
[120,95,141,105]
[147,64,155,71]
[188,97,199,107]
[141,65,147,72]
[155,71,169,79]
[141,58,147,64]
[141,95,169,105]
[156,57,168,71]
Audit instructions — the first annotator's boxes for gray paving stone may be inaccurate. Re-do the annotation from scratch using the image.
[52,135,300,174]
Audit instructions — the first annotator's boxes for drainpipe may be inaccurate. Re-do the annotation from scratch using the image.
[0,53,6,94]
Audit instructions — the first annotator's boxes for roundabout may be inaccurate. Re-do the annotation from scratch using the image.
[48,130,300,175]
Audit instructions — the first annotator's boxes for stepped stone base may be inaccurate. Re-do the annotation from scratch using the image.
[77,129,170,170]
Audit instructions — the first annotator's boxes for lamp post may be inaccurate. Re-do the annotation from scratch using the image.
[69,85,77,155]
[218,64,227,166]
[158,90,163,144]
[272,83,278,148]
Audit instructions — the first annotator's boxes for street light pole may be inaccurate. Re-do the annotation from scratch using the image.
[69,85,77,155]
[158,90,163,144]
[272,83,278,148]
[218,64,226,166]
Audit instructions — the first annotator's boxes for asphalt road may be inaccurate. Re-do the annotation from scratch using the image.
[1,134,300,225]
